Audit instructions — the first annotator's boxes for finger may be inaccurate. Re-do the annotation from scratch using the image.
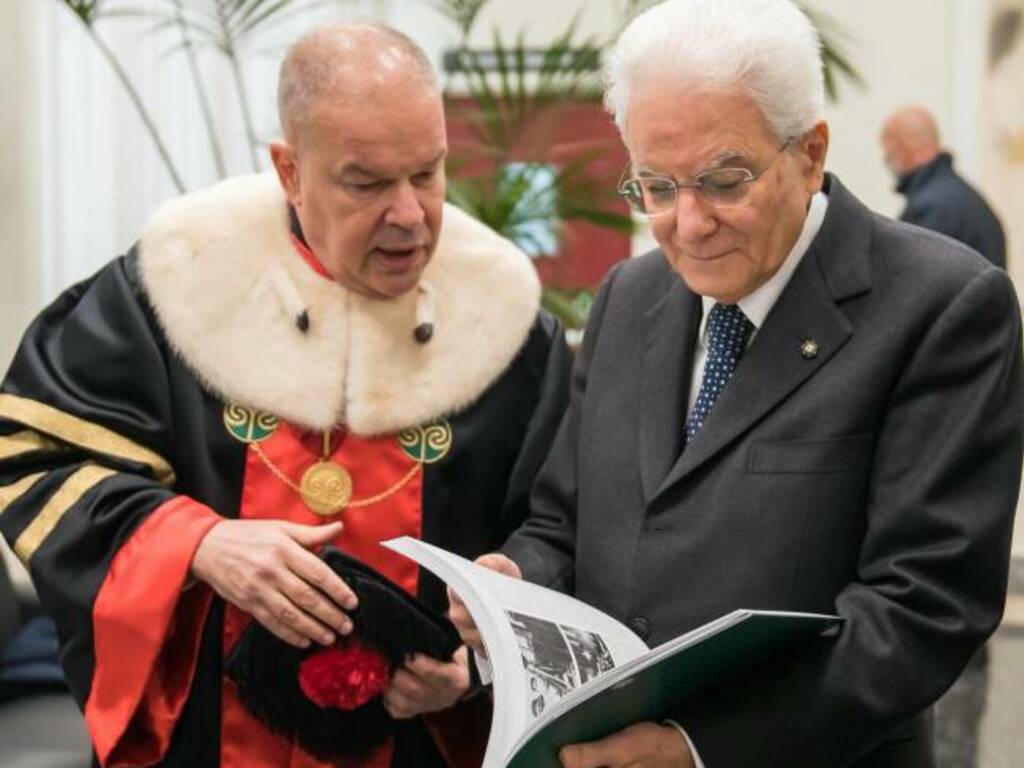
[383,687,417,719]
[446,590,485,654]
[446,588,473,625]
[250,605,312,649]
[389,668,430,700]
[559,744,611,768]
[475,553,521,578]
[446,585,464,611]
[558,735,629,768]
[459,628,486,657]
[283,520,344,548]
[287,544,359,611]
[409,654,470,700]
[446,617,484,656]
[275,567,352,636]
[259,589,337,646]
[558,744,585,768]
[405,653,448,676]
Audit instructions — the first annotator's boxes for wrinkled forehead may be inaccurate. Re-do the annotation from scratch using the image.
[299,97,447,177]
[624,83,777,176]
[301,81,444,143]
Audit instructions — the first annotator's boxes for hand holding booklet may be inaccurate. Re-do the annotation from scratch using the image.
[384,537,843,768]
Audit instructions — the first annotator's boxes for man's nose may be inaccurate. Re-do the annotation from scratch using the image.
[673,188,719,242]
[384,181,426,229]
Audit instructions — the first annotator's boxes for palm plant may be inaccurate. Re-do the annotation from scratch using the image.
[168,0,226,177]
[426,0,489,40]
[443,26,633,327]
[59,0,186,191]
[801,5,865,101]
[152,0,323,171]
[55,0,343,188]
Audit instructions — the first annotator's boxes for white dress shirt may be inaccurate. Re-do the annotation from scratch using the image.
[687,191,829,414]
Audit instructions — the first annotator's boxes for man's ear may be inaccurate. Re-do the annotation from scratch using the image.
[270,141,301,206]
[800,121,829,193]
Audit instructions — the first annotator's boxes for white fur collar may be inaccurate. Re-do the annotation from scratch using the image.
[137,173,540,435]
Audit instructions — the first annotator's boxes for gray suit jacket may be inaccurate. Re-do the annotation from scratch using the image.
[503,175,1023,767]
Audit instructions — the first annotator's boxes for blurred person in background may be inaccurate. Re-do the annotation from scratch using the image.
[882,105,1007,269]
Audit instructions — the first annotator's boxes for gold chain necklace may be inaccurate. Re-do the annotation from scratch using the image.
[250,431,421,517]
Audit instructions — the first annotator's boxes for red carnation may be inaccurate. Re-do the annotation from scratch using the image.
[298,643,391,710]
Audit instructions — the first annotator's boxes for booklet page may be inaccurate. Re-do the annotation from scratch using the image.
[383,537,648,764]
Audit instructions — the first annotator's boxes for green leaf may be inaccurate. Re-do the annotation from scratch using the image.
[541,287,594,329]
[59,0,104,26]
[426,0,490,38]
[799,4,865,101]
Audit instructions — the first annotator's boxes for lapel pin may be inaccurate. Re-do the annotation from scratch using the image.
[800,339,819,359]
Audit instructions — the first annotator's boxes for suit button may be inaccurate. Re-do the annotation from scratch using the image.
[628,616,651,642]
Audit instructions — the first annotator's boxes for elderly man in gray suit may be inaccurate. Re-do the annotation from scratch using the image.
[452,0,1023,766]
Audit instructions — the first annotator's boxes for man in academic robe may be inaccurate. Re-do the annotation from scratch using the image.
[451,1,1022,766]
[0,24,570,768]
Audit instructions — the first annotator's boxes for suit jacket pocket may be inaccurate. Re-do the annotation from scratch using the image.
[748,433,874,474]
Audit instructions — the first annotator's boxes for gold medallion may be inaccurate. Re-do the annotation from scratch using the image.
[300,461,353,516]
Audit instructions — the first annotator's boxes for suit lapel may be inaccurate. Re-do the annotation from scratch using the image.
[639,276,701,504]
[650,175,871,503]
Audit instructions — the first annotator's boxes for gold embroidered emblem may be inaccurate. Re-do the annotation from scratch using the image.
[399,419,453,464]
[223,403,279,444]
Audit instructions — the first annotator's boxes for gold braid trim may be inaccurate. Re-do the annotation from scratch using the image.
[0,394,174,486]
[0,472,46,515]
[14,464,117,563]
[0,430,64,461]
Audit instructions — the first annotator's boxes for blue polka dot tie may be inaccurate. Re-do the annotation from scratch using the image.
[685,303,754,445]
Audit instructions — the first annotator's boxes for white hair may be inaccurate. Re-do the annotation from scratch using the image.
[604,0,825,142]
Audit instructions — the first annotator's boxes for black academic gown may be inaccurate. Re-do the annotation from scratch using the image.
[0,173,571,768]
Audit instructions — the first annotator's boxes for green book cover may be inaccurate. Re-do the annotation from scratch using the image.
[507,611,842,768]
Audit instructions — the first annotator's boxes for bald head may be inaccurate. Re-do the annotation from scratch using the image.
[278,24,439,145]
[881,106,942,176]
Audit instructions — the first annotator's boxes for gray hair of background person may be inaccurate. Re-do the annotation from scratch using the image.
[603,0,826,143]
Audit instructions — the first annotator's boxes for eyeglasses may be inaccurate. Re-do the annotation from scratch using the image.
[617,140,793,217]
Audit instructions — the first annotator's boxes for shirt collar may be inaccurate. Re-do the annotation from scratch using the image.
[287,204,332,280]
[699,190,828,342]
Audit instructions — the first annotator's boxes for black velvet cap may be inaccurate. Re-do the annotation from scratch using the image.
[225,546,461,761]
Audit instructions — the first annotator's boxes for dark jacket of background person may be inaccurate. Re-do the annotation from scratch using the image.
[898,152,1007,269]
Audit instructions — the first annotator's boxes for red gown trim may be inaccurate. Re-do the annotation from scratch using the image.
[84,495,221,767]
[290,234,331,279]
[220,422,422,768]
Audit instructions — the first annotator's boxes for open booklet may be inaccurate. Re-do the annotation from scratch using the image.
[384,537,843,768]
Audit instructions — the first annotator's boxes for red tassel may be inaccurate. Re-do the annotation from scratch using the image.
[298,642,391,710]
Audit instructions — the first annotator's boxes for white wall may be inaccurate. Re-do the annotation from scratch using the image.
[802,0,995,218]
[807,0,957,216]
[0,0,40,590]
[0,0,42,373]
